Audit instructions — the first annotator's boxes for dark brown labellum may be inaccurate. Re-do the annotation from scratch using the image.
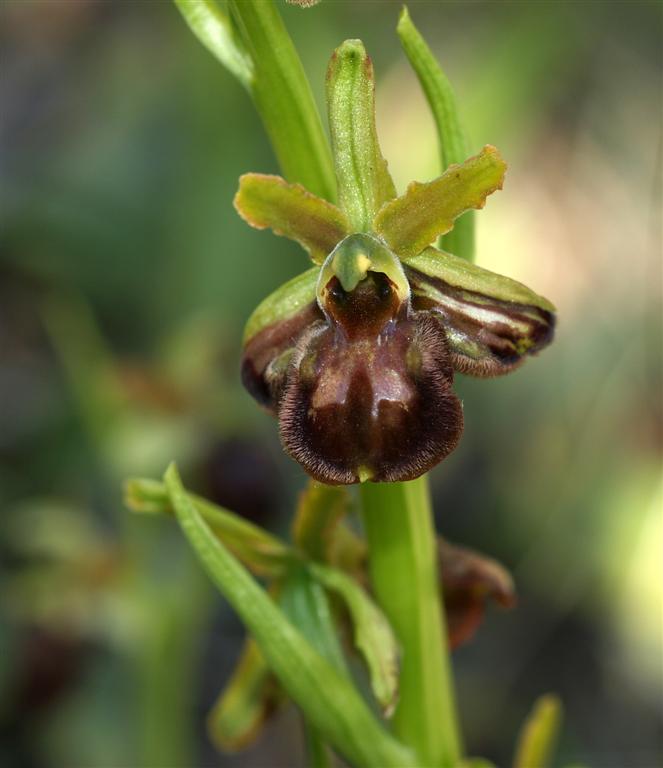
[278,265,463,484]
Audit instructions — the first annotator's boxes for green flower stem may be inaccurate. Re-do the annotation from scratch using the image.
[227,0,336,201]
[360,477,463,768]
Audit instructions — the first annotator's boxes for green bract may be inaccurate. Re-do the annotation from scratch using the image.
[236,38,556,484]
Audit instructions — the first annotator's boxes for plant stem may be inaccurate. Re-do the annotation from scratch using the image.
[360,476,462,768]
[227,0,336,202]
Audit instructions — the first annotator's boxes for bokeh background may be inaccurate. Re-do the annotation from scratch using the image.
[1,1,661,767]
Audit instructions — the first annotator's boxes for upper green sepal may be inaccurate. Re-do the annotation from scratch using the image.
[374,145,507,260]
[326,39,396,232]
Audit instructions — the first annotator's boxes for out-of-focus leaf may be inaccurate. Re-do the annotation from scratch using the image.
[279,564,348,768]
[374,146,506,260]
[513,694,563,768]
[234,174,349,265]
[174,0,254,90]
[164,464,414,768]
[310,563,399,717]
[461,760,497,768]
[292,481,351,562]
[207,639,281,752]
[397,5,474,260]
[326,39,396,231]
[125,477,295,578]
[279,565,348,675]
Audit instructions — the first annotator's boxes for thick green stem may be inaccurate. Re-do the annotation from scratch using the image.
[228,0,336,201]
[360,477,462,768]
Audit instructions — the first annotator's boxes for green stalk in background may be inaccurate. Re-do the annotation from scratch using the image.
[175,0,336,201]
[398,6,474,261]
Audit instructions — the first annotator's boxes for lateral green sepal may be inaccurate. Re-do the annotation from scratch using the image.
[404,246,555,313]
[374,146,506,260]
[235,174,350,265]
[242,267,319,344]
[326,40,396,231]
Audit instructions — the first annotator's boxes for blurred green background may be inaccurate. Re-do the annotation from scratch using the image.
[1,1,661,767]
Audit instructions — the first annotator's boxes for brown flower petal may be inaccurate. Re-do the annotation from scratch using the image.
[439,539,517,649]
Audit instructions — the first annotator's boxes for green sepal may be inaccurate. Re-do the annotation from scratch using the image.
[242,266,318,344]
[310,562,400,718]
[374,145,506,260]
[326,40,397,232]
[513,694,562,768]
[234,174,350,265]
[404,246,555,313]
[207,638,282,752]
[397,6,474,260]
[164,463,414,768]
[124,477,296,578]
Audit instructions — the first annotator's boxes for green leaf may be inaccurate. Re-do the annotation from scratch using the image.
[397,6,474,260]
[279,565,348,768]
[227,0,336,201]
[279,565,349,675]
[292,481,351,563]
[164,464,414,768]
[374,145,506,260]
[174,0,254,90]
[207,638,282,751]
[310,562,400,717]
[326,39,396,231]
[242,266,318,345]
[234,174,349,265]
[513,694,563,768]
[125,477,295,578]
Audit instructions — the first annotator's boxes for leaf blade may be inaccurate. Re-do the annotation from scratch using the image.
[397,6,474,259]
[310,562,400,717]
[174,0,254,90]
[513,695,563,768]
[125,477,295,578]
